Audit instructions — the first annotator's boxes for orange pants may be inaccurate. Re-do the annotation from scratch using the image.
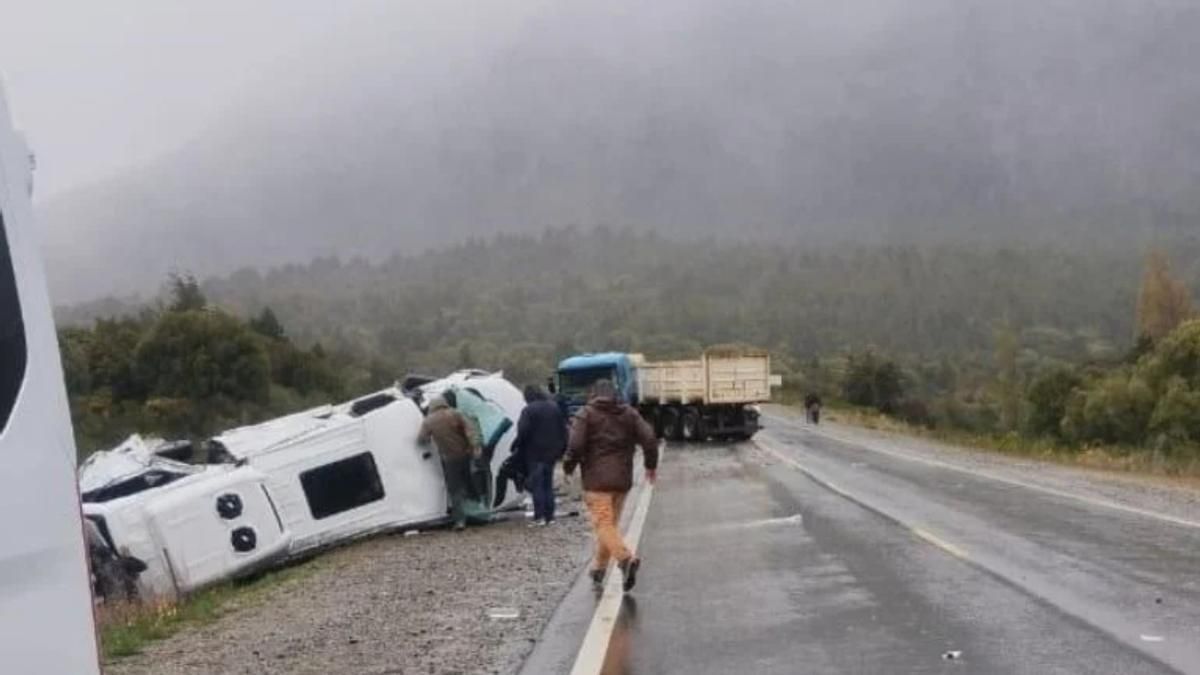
[584,490,631,571]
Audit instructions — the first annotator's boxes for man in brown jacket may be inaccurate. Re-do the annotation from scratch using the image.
[564,380,659,591]
[418,396,482,531]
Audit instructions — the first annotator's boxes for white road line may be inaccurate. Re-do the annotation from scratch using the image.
[766,413,1200,530]
[569,454,661,675]
[913,527,969,559]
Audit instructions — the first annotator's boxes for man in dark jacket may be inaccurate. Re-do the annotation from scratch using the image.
[512,385,568,525]
[564,380,659,591]
[804,392,823,425]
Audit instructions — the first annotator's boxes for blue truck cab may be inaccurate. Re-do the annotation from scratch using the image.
[555,352,638,415]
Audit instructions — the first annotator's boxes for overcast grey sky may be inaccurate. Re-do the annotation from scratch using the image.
[0,0,433,199]
[10,0,1200,303]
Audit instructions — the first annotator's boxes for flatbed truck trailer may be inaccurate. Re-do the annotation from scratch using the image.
[555,348,780,441]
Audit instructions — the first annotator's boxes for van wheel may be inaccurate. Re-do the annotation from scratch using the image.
[681,408,702,442]
[661,409,682,441]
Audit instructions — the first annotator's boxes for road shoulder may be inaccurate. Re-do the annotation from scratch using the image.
[766,405,1200,530]
[107,505,591,675]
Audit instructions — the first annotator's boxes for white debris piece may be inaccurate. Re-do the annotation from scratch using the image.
[487,607,521,620]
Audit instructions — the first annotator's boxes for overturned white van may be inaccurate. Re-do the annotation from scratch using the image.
[80,371,527,599]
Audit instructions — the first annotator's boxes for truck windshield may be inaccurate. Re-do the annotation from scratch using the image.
[0,209,25,432]
[558,367,615,400]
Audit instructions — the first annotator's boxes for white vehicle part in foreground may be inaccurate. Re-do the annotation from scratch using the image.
[0,86,101,673]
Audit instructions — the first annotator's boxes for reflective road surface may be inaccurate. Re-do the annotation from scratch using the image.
[524,410,1199,674]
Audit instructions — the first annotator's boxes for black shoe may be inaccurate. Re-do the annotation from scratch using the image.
[618,557,641,592]
[589,568,605,587]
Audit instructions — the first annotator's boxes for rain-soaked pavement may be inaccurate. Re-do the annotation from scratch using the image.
[524,411,1200,674]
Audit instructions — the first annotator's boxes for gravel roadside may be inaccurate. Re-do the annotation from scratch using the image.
[107,499,591,675]
[765,405,1200,526]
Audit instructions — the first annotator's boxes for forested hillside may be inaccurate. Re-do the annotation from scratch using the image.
[58,229,1200,456]
[69,230,1144,374]
[59,229,1200,462]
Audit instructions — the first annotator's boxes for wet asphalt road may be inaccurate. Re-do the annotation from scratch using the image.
[526,411,1200,674]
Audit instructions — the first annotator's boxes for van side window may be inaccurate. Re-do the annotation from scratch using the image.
[0,210,27,432]
[299,452,385,519]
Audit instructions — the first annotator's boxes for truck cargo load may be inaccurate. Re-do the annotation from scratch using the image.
[556,347,780,441]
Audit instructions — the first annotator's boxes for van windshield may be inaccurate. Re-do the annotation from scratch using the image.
[0,209,26,432]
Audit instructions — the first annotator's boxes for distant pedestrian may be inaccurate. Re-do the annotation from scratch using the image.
[512,385,568,526]
[418,396,482,531]
[804,393,823,425]
[564,379,659,591]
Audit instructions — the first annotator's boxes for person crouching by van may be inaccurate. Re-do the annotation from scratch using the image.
[564,379,659,591]
[513,385,568,526]
[419,396,482,531]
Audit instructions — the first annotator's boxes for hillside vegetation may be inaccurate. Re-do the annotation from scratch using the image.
[58,229,1200,465]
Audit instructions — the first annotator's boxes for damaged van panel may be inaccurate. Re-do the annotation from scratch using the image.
[81,371,527,601]
[83,464,288,598]
[78,434,202,503]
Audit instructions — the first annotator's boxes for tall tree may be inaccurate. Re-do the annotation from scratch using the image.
[1135,251,1193,343]
[167,272,207,312]
[133,309,270,404]
[250,307,286,340]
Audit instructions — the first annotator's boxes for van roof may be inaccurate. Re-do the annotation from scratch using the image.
[213,387,406,460]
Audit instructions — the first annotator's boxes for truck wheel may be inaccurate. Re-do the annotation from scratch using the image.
[644,408,662,438]
[661,409,683,441]
[681,408,702,442]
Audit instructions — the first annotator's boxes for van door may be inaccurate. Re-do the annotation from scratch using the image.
[144,468,291,593]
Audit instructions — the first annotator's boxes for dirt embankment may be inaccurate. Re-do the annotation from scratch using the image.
[107,504,590,675]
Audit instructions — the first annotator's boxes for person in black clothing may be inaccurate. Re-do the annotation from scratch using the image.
[513,384,569,526]
[804,393,823,425]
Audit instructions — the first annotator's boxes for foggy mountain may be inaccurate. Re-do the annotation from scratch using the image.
[39,0,1200,303]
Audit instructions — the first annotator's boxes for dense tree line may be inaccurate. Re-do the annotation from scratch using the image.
[57,229,1200,459]
[823,251,1200,459]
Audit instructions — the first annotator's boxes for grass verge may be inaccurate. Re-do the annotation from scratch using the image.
[807,404,1200,484]
[98,557,323,662]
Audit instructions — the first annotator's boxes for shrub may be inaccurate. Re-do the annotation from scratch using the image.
[1025,366,1083,438]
